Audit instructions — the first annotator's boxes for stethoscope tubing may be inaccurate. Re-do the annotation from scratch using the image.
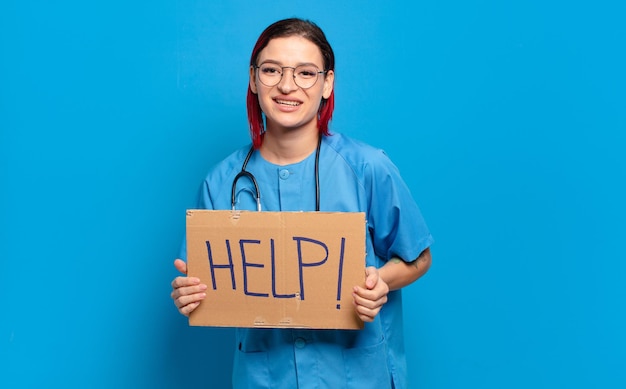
[231,136,322,212]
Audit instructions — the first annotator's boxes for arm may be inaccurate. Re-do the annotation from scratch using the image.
[379,247,432,291]
[352,248,432,322]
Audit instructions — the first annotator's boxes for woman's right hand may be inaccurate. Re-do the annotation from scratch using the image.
[171,258,207,316]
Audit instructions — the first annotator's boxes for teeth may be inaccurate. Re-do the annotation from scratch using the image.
[276,99,300,106]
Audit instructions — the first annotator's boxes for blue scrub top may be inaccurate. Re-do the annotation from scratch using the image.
[188,133,433,389]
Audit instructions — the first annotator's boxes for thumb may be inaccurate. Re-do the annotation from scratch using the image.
[174,258,188,275]
[364,266,378,290]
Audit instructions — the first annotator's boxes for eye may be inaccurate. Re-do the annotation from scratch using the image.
[259,64,281,76]
[296,66,319,78]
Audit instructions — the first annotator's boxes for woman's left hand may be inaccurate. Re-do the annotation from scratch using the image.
[352,266,389,322]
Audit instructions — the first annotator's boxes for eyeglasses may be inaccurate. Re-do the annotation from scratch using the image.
[254,62,327,89]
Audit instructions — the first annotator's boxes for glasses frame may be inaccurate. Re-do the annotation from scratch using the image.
[254,62,328,89]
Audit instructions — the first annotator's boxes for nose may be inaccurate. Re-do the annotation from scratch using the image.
[277,67,298,93]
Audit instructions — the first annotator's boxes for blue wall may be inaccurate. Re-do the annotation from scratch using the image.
[2,1,625,388]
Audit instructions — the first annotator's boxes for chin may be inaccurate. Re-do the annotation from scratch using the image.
[268,117,316,132]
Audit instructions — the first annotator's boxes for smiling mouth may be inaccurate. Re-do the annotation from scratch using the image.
[275,99,301,107]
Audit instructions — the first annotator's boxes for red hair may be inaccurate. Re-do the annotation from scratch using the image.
[246,18,335,149]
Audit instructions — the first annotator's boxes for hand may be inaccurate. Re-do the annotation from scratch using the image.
[352,266,389,322]
[170,259,208,317]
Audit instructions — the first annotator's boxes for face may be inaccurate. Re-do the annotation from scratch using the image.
[249,36,334,134]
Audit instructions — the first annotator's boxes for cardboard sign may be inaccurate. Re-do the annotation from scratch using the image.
[186,210,366,329]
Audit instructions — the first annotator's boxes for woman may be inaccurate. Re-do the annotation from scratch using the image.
[171,18,433,389]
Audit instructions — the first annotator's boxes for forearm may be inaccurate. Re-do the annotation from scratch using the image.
[378,248,432,291]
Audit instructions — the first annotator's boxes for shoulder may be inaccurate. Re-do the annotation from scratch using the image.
[325,132,398,176]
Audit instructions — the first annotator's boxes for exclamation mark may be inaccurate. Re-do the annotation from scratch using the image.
[336,237,346,309]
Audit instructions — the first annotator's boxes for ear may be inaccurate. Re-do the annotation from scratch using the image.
[322,70,334,99]
[249,66,258,94]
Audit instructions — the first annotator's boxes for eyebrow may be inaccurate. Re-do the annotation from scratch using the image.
[258,59,323,68]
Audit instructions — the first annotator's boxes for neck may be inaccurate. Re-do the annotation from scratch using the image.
[260,126,320,165]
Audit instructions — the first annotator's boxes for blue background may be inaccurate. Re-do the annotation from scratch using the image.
[1,1,625,388]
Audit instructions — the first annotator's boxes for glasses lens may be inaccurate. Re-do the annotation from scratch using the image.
[257,63,282,87]
[294,65,321,89]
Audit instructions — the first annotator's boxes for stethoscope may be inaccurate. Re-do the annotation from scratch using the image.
[231,136,322,212]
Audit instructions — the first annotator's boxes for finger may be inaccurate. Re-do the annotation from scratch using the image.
[171,282,207,307]
[353,285,388,302]
[174,259,188,275]
[173,291,206,311]
[364,266,378,289]
[353,302,380,322]
[179,301,202,317]
[352,290,387,310]
[171,280,207,299]
[171,275,203,289]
